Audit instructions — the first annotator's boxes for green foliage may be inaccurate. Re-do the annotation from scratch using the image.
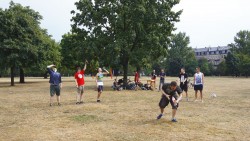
[166,32,197,76]
[198,58,212,76]
[70,0,182,84]
[228,30,250,77]
[216,60,227,76]
[0,1,61,84]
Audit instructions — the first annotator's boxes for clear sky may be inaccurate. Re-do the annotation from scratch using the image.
[1,0,250,48]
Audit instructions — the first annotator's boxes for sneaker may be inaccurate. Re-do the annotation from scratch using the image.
[171,118,177,122]
[157,114,163,120]
[76,102,80,105]
[58,103,61,106]
[79,101,84,104]
[97,100,101,103]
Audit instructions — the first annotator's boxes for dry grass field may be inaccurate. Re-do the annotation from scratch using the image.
[0,76,249,141]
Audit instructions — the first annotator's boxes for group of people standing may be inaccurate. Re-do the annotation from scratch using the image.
[156,67,205,122]
[47,61,109,106]
[47,62,204,123]
[134,68,204,122]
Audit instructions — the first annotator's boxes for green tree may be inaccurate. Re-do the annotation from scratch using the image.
[0,2,61,85]
[70,0,182,84]
[225,52,239,76]
[228,30,250,77]
[216,60,227,76]
[167,32,197,76]
[198,58,210,76]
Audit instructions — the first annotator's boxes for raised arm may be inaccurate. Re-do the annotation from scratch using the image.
[47,64,55,74]
[83,60,88,71]
[103,68,109,74]
[47,64,55,68]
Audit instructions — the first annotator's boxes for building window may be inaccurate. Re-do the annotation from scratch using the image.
[219,51,222,54]
[214,51,216,54]
[203,52,206,55]
[225,50,228,53]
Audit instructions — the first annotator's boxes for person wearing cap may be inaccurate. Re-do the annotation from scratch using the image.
[74,60,88,104]
[47,64,62,106]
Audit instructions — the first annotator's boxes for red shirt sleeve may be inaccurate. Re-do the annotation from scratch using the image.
[74,73,77,79]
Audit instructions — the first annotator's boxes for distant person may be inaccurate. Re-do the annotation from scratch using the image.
[157,81,183,122]
[47,64,62,106]
[151,70,157,90]
[158,69,166,92]
[134,70,139,90]
[193,67,204,102]
[96,68,109,102]
[74,60,88,104]
[179,68,189,101]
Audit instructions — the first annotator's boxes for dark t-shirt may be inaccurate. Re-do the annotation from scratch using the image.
[151,72,156,80]
[160,72,165,81]
[162,83,182,96]
[179,73,188,85]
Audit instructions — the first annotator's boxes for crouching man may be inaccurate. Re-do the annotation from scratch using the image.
[157,81,182,122]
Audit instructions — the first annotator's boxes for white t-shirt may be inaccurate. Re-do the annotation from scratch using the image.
[194,72,203,85]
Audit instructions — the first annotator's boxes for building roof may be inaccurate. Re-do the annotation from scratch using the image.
[193,46,231,52]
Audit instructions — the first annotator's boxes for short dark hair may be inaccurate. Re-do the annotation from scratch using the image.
[170,81,177,87]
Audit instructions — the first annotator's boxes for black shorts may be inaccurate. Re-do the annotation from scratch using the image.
[159,95,179,109]
[180,83,188,92]
[98,85,104,92]
[194,84,203,91]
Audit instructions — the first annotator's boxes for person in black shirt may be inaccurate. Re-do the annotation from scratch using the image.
[157,81,183,122]
[179,68,189,101]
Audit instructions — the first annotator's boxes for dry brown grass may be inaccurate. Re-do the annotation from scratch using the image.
[0,76,249,141]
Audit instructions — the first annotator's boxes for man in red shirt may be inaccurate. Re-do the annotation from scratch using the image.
[74,61,87,104]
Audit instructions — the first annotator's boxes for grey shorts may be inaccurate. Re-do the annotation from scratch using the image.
[77,85,84,94]
[50,85,60,97]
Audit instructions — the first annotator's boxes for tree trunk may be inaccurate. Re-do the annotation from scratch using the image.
[11,66,15,86]
[19,67,25,83]
[44,71,48,79]
[122,58,129,87]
